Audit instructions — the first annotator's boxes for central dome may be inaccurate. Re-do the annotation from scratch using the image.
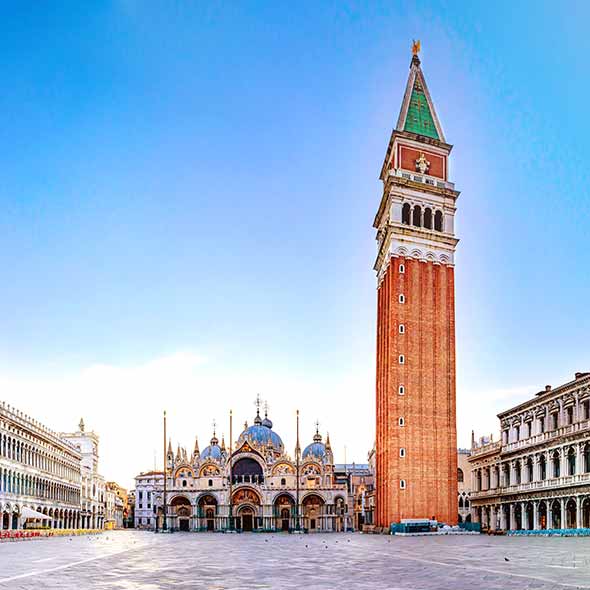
[238,411,284,453]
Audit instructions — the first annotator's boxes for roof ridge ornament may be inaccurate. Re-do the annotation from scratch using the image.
[411,39,421,66]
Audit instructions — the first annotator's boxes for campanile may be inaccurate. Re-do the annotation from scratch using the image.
[374,45,459,526]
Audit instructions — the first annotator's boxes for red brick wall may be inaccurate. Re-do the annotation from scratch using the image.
[375,257,458,526]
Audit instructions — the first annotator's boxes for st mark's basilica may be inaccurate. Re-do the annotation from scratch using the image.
[134,400,359,533]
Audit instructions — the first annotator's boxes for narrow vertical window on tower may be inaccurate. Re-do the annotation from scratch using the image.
[399,324,405,334]
[424,208,433,229]
[400,480,406,490]
[399,264,405,274]
[398,294,405,304]
[399,448,406,458]
[398,385,405,395]
[402,203,411,225]
[398,355,405,364]
[412,205,422,227]
[434,210,443,232]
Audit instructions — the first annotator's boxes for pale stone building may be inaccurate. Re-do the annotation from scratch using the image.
[457,448,471,523]
[62,419,105,529]
[469,372,590,531]
[0,402,82,530]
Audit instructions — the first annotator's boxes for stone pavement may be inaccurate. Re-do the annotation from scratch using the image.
[0,530,589,589]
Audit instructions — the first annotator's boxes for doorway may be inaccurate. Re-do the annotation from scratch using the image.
[281,508,289,531]
[179,518,189,532]
[242,512,253,532]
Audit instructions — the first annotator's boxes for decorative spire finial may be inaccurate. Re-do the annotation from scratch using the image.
[79,418,85,432]
[254,395,262,425]
[412,39,421,56]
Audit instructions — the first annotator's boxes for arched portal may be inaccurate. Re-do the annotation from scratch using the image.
[583,498,590,528]
[538,501,547,530]
[566,498,577,528]
[170,495,191,532]
[302,494,325,532]
[198,494,218,532]
[274,493,294,532]
[551,500,561,529]
[232,488,261,532]
[525,503,533,530]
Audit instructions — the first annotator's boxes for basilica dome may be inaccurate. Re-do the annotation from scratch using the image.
[302,429,330,462]
[200,434,223,461]
[238,411,284,453]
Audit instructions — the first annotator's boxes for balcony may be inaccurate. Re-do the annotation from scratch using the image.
[502,420,590,454]
[471,473,590,499]
[389,169,455,191]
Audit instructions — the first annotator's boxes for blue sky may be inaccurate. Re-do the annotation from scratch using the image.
[1,2,589,486]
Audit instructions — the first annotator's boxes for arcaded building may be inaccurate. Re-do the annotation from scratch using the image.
[0,402,82,530]
[469,372,590,530]
[373,45,459,526]
[134,405,359,532]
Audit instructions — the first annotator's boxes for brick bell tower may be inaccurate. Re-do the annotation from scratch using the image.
[374,44,459,527]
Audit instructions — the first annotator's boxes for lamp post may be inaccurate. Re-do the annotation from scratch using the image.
[163,410,167,532]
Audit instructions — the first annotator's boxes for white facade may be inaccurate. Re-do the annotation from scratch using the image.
[0,402,82,530]
[61,420,106,529]
[469,372,590,531]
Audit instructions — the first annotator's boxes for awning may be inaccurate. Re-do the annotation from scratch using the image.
[21,507,51,520]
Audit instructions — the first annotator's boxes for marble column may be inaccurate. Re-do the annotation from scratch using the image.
[533,501,539,530]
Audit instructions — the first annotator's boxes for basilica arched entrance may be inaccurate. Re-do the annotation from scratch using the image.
[232,487,261,532]
[302,494,325,532]
[566,499,577,529]
[274,493,294,532]
[198,494,218,531]
[170,495,192,532]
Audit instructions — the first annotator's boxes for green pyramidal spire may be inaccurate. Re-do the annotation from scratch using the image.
[404,77,439,139]
[396,52,444,142]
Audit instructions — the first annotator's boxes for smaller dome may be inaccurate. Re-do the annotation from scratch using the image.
[303,442,326,461]
[262,416,273,428]
[200,432,222,460]
[200,444,222,460]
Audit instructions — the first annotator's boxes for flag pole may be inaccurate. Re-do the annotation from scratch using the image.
[163,410,168,531]
[229,409,233,531]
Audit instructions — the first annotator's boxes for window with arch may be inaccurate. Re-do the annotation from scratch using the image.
[457,468,464,483]
[182,480,187,487]
[398,417,405,427]
[537,454,546,480]
[399,324,405,334]
[584,444,590,472]
[208,479,213,487]
[424,208,433,229]
[400,479,406,490]
[398,385,405,395]
[565,406,574,425]
[412,205,422,227]
[280,478,286,486]
[399,263,405,274]
[402,203,411,225]
[567,447,576,475]
[434,210,443,232]
[552,451,560,478]
[399,355,405,364]
[399,294,405,304]
[399,448,406,458]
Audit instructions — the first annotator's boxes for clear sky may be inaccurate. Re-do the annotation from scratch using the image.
[1,2,589,489]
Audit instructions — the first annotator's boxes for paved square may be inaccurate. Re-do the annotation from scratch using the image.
[1,531,589,589]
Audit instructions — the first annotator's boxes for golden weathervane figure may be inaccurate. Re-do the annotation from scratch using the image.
[412,39,421,56]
